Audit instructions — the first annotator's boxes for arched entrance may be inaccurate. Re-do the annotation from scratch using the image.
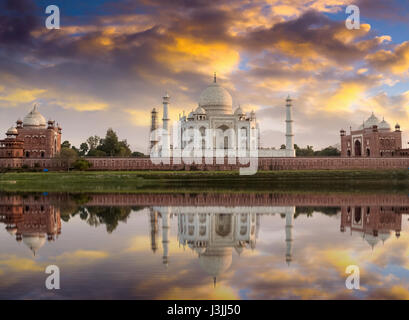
[354,140,362,156]
[215,214,232,237]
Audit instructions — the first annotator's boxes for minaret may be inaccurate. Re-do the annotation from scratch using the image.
[162,93,170,157]
[285,209,294,266]
[150,209,159,253]
[285,95,294,150]
[149,108,158,152]
[162,208,170,266]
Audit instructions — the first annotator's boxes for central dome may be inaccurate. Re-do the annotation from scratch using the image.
[23,105,47,127]
[198,77,232,115]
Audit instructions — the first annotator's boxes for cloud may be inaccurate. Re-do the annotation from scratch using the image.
[0,0,408,152]
[366,41,409,75]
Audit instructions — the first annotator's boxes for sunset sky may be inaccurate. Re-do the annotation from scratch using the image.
[1,0,408,153]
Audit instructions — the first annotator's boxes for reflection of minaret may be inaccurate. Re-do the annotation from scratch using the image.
[285,210,293,266]
[162,208,170,266]
[150,209,159,253]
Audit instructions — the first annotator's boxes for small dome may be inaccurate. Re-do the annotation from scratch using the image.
[194,247,206,255]
[364,233,380,249]
[6,127,18,135]
[198,78,233,115]
[379,231,391,243]
[195,106,206,114]
[359,112,380,130]
[23,105,47,127]
[378,118,391,130]
[22,233,46,255]
[6,226,17,236]
[234,106,244,116]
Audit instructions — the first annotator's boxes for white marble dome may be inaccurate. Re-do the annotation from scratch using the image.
[360,112,380,129]
[195,106,206,114]
[198,247,232,277]
[22,233,46,255]
[378,118,391,130]
[198,80,233,115]
[23,105,47,127]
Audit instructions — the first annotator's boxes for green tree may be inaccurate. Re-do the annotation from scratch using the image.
[87,149,107,157]
[61,140,71,149]
[280,144,286,150]
[86,135,101,151]
[314,146,341,157]
[73,159,92,171]
[79,143,89,156]
[296,145,314,156]
[131,151,146,157]
[97,128,132,157]
[57,148,79,171]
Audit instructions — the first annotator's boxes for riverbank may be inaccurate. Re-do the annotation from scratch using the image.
[0,169,408,193]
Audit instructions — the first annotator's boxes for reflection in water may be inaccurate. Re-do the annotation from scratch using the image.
[0,193,409,299]
[341,205,404,249]
[149,204,296,286]
[0,195,61,255]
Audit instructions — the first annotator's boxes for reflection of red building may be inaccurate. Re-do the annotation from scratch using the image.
[340,113,409,157]
[340,205,409,248]
[0,195,61,255]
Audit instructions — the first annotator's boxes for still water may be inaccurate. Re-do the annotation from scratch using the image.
[0,192,408,299]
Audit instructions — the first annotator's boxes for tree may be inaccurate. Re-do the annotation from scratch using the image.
[97,128,132,157]
[87,149,107,157]
[61,140,71,149]
[57,148,78,171]
[314,146,341,157]
[132,151,146,158]
[86,135,101,151]
[280,144,286,150]
[296,145,314,156]
[79,143,89,156]
[73,159,92,171]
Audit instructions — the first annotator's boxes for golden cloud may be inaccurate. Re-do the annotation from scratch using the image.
[156,36,240,76]
[366,41,409,75]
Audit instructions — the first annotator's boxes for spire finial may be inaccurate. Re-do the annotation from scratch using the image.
[213,277,217,288]
[214,72,216,83]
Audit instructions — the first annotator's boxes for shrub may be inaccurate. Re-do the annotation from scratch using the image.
[73,159,92,171]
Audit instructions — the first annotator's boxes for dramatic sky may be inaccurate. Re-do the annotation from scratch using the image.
[0,0,408,153]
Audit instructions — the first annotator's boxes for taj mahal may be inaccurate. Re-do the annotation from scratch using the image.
[149,73,296,158]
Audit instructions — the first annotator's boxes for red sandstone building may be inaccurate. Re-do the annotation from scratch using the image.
[0,105,62,166]
[340,113,409,157]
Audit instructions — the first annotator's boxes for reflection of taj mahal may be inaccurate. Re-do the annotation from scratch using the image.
[149,206,295,284]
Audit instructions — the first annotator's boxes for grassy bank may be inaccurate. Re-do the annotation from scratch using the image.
[0,169,408,193]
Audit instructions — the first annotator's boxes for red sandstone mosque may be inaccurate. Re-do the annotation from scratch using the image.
[0,105,61,168]
[340,112,409,157]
